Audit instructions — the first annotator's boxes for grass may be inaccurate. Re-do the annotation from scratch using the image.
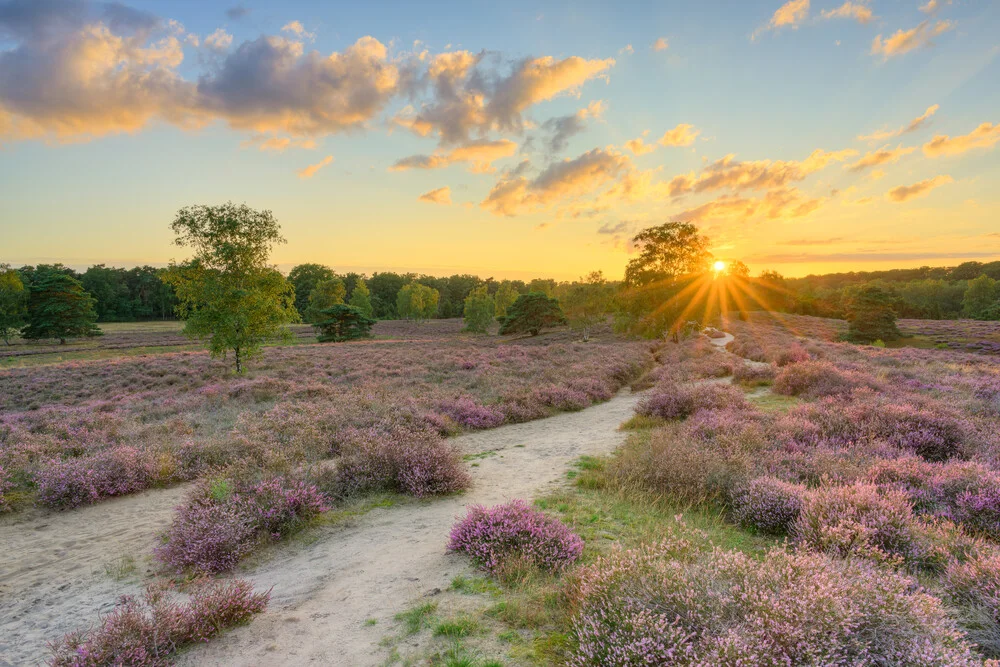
[747,391,802,412]
[433,616,481,638]
[395,601,439,635]
[103,553,138,580]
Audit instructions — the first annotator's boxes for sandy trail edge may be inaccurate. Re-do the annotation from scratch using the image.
[0,390,640,666]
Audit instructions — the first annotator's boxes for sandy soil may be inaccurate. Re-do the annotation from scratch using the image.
[0,390,640,666]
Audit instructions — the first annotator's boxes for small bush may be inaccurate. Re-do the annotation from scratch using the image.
[49,579,269,666]
[774,343,810,366]
[439,398,506,429]
[568,535,978,666]
[729,476,805,535]
[448,499,583,575]
[772,360,870,398]
[636,382,748,420]
[35,446,156,509]
[732,363,777,386]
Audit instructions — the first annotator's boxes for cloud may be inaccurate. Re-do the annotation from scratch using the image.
[652,37,668,51]
[624,135,656,155]
[395,52,614,145]
[919,0,939,13]
[389,138,517,173]
[418,186,451,204]
[871,20,953,59]
[480,147,630,216]
[296,154,333,179]
[225,5,250,20]
[619,44,634,55]
[845,145,915,172]
[671,187,822,223]
[281,20,314,40]
[540,100,605,154]
[923,122,1000,157]
[819,2,873,24]
[667,148,856,196]
[858,104,939,142]
[203,27,232,51]
[240,134,317,151]
[754,0,810,39]
[658,123,699,147]
[750,250,1000,264]
[597,220,635,235]
[886,174,953,202]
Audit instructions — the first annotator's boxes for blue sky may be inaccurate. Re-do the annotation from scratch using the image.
[1,0,998,278]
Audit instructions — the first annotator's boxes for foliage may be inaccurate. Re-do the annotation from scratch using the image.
[287,263,337,318]
[448,499,584,574]
[396,281,440,321]
[21,267,102,343]
[315,304,376,342]
[843,285,901,344]
[560,271,612,341]
[499,292,567,336]
[304,277,346,324]
[493,281,521,320]
[49,579,269,666]
[0,264,27,344]
[462,285,494,333]
[623,222,712,288]
[964,275,1000,320]
[162,203,298,373]
[348,278,374,318]
[730,476,805,535]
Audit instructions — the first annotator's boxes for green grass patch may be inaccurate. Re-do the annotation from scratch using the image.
[451,575,502,597]
[748,391,802,413]
[395,601,438,636]
[433,616,480,638]
[618,414,667,431]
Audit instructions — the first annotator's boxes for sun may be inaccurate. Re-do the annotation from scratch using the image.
[713,260,727,273]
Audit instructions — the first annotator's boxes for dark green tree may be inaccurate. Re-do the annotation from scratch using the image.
[844,285,901,344]
[162,202,298,373]
[304,277,347,324]
[499,292,567,336]
[0,264,28,344]
[962,274,999,319]
[287,263,337,318]
[315,304,376,342]
[21,268,102,343]
[369,272,411,318]
[81,264,131,321]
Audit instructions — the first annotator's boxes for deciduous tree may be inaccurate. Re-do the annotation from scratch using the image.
[0,264,27,344]
[562,271,612,341]
[163,202,298,373]
[287,263,336,319]
[493,281,520,320]
[396,282,440,321]
[499,292,567,336]
[305,277,346,324]
[463,286,494,333]
[348,279,374,318]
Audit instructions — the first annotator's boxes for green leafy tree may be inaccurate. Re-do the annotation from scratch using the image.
[624,222,712,288]
[0,264,28,344]
[21,267,102,344]
[396,282,440,321]
[499,292,567,336]
[562,271,613,341]
[962,274,999,319]
[844,285,901,344]
[462,285,495,333]
[348,278,374,318]
[369,272,411,318]
[527,278,556,296]
[162,202,298,373]
[316,304,376,342]
[305,277,346,324]
[81,265,132,321]
[287,263,336,318]
[493,281,520,320]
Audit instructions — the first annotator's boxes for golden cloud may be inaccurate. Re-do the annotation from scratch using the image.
[845,145,915,172]
[858,104,939,142]
[871,20,953,59]
[670,148,856,196]
[820,2,873,24]
[296,155,333,179]
[652,37,669,52]
[418,186,451,204]
[658,123,700,147]
[389,139,517,172]
[672,187,822,223]
[923,122,1000,157]
[886,174,953,202]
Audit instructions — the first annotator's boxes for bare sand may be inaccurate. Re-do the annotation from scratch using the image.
[0,390,640,666]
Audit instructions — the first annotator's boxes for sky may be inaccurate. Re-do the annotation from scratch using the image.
[1,0,998,280]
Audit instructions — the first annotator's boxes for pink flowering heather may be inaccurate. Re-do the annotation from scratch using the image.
[636,382,748,420]
[448,499,584,575]
[49,579,269,666]
[568,536,980,666]
[532,385,592,411]
[0,464,13,511]
[774,343,811,366]
[438,397,507,429]
[35,446,156,509]
[773,360,876,398]
[156,475,327,573]
[729,476,806,535]
[732,362,777,385]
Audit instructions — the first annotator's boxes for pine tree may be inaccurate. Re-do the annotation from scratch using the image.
[21,269,102,344]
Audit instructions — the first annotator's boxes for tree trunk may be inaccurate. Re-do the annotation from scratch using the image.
[234,347,243,374]
[60,338,66,345]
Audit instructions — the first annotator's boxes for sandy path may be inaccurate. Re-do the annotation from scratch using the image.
[0,391,640,666]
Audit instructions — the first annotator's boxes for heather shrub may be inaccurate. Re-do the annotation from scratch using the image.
[0,464,13,511]
[636,382,748,420]
[773,360,871,398]
[725,334,768,362]
[945,551,1000,655]
[731,362,777,386]
[532,385,591,411]
[335,426,470,498]
[774,342,811,366]
[795,482,918,565]
[729,476,806,535]
[568,536,979,666]
[439,397,506,429]
[156,474,327,573]
[448,500,583,575]
[49,579,269,666]
[35,446,156,509]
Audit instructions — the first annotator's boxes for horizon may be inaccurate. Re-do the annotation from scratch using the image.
[2,0,1000,279]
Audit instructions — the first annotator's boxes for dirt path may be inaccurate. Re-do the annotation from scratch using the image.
[0,390,640,666]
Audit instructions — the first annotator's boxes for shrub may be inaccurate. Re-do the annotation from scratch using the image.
[335,426,470,499]
[774,343,810,366]
[439,397,506,429]
[772,360,870,398]
[732,362,777,386]
[945,551,1000,653]
[448,499,583,575]
[35,446,156,509]
[636,382,748,420]
[568,536,978,666]
[0,464,14,511]
[729,476,805,535]
[315,304,375,342]
[533,385,591,411]
[498,292,567,336]
[49,579,269,666]
[795,482,917,565]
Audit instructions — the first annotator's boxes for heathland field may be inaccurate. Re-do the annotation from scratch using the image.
[4,313,1000,665]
